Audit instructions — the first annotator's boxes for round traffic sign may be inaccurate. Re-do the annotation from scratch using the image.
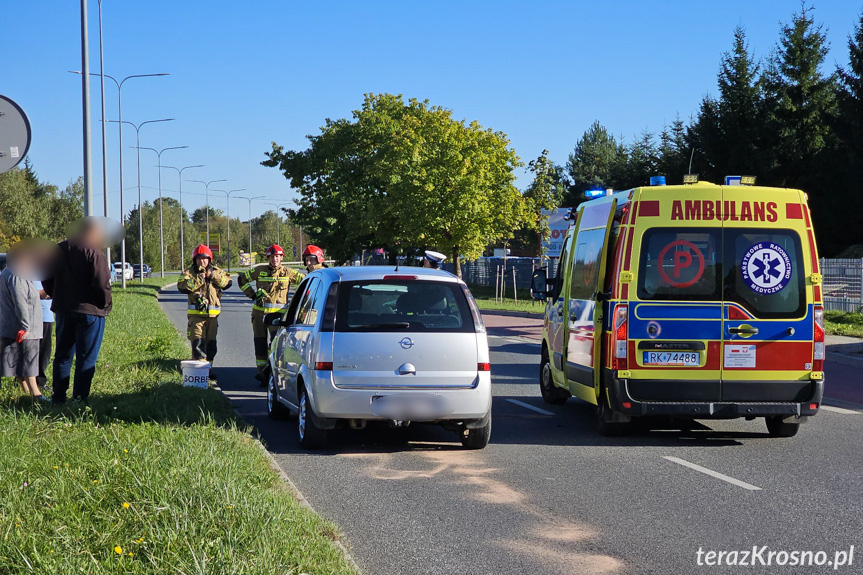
[0,95,32,174]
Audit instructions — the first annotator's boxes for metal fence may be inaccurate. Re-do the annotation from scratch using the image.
[821,258,863,312]
[441,258,542,290]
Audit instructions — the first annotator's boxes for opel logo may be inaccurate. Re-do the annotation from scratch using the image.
[399,337,414,349]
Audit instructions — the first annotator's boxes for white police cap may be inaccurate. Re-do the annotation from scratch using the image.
[424,250,446,263]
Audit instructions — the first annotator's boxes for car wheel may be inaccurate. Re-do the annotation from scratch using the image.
[266,371,289,420]
[596,393,626,437]
[539,348,569,405]
[298,386,327,449]
[765,416,799,438]
[461,417,491,449]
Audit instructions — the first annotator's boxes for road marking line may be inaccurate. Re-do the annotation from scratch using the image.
[663,456,762,491]
[505,398,554,416]
[820,405,861,415]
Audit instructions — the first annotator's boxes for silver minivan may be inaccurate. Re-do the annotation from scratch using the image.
[266,266,492,449]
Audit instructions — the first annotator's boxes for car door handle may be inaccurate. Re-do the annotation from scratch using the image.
[729,326,759,335]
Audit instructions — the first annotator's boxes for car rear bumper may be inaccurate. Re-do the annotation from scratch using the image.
[307,370,492,422]
[607,374,824,419]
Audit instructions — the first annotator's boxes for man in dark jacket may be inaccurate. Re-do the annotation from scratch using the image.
[43,218,112,403]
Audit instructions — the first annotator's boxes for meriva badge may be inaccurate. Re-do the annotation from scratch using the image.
[741,242,793,294]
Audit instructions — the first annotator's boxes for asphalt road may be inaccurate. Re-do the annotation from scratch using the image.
[160,284,863,575]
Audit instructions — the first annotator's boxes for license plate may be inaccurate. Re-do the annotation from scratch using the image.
[642,351,700,366]
[370,394,447,420]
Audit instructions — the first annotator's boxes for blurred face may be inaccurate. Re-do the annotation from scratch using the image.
[268,254,283,267]
[304,255,318,267]
[196,256,211,269]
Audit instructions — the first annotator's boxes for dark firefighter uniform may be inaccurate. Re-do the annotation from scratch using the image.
[237,260,303,379]
[177,247,232,364]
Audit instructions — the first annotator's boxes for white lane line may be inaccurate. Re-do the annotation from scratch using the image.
[663,456,762,491]
[506,398,554,416]
[820,405,862,415]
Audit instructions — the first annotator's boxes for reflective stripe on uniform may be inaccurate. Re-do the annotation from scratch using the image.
[187,304,221,317]
[253,303,288,312]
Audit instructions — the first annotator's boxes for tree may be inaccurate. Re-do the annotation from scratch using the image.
[836,10,863,251]
[263,93,527,276]
[657,115,692,183]
[624,130,659,186]
[511,150,567,252]
[565,121,628,202]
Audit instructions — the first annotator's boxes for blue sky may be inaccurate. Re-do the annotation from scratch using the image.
[3,1,861,223]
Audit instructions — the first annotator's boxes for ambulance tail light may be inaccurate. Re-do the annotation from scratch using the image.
[613,304,628,370]
[813,305,825,371]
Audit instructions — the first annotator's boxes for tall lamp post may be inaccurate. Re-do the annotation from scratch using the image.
[110,118,173,282]
[134,146,188,277]
[211,189,245,272]
[237,195,264,267]
[264,201,291,247]
[161,164,203,263]
[188,179,227,246]
[79,0,94,216]
[70,71,170,288]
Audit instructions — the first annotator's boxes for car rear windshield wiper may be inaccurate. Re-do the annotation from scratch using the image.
[351,322,411,329]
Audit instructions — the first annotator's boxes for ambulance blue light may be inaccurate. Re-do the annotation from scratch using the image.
[650,176,666,186]
[584,188,605,199]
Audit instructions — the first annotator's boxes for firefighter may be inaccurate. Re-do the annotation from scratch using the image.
[237,244,303,384]
[177,245,232,380]
[302,245,327,272]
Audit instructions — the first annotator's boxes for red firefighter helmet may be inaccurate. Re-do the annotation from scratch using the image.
[265,244,285,257]
[192,244,213,260]
[302,244,324,263]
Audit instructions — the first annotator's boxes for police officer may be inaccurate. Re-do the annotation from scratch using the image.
[177,245,232,379]
[302,245,327,272]
[423,250,447,269]
[238,244,303,384]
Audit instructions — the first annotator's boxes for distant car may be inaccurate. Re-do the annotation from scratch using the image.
[133,263,151,279]
[266,266,492,450]
[113,261,133,281]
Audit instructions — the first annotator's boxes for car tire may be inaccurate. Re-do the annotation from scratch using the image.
[539,348,570,405]
[461,417,491,449]
[596,393,626,437]
[298,386,327,449]
[765,416,799,438]
[266,371,289,420]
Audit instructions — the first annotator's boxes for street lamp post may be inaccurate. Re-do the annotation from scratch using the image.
[97,0,109,266]
[211,189,245,272]
[264,201,291,247]
[71,72,170,288]
[79,0,94,216]
[134,146,188,277]
[161,165,203,263]
[188,179,227,246]
[111,118,173,282]
[237,195,264,267]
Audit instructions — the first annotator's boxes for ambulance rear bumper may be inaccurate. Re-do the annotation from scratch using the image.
[607,376,824,419]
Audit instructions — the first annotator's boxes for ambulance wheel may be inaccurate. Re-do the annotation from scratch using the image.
[596,395,626,437]
[765,416,799,438]
[540,348,570,405]
[298,386,327,450]
[267,372,289,420]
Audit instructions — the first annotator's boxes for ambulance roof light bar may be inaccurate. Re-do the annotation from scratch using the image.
[649,176,666,186]
[725,175,757,186]
[584,187,605,199]
[683,174,699,184]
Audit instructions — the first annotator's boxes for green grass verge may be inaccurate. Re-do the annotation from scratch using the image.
[825,310,863,338]
[468,284,545,314]
[0,278,355,574]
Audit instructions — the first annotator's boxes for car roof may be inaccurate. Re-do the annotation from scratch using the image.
[311,265,460,283]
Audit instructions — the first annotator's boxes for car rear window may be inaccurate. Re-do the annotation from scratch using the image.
[637,228,721,301]
[335,280,474,332]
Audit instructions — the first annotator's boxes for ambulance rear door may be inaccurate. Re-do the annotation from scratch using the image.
[720,186,814,400]
[564,197,617,394]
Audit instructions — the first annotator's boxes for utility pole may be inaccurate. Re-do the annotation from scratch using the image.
[237,195,264,268]
[80,0,94,216]
[211,189,246,272]
[161,165,203,263]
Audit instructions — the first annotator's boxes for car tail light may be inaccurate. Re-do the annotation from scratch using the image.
[461,283,486,333]
[813,305,824,371]
[477,362,491,372]
[315,361,333,371]
[613,304,628,370]
[382,275,418,280]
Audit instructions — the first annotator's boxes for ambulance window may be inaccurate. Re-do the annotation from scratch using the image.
[570,228,607,300]
[551,235,572,300]
[724,229,805,318]
[637,228,721,301]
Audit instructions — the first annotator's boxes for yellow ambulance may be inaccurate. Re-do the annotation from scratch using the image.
[531,176,824,437]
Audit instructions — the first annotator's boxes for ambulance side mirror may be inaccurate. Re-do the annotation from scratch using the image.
[531,269,548,301]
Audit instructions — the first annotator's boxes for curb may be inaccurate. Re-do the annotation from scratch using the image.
[216,388,362,574]
[479,309,544,320]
